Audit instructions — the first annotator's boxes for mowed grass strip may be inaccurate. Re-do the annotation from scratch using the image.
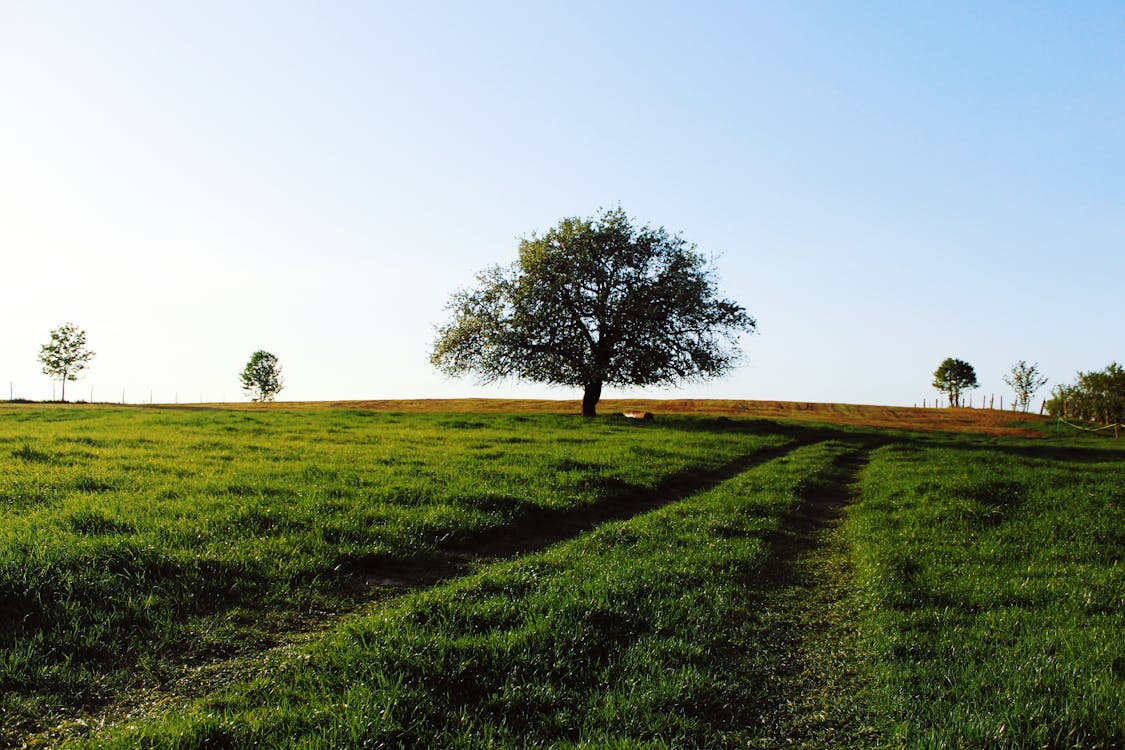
[0,405,790,739]
[76,440,861,748]
[850,440,1125,748]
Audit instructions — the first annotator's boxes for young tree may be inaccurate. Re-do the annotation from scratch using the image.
[431,207,755,417]
[38,323,95,402]
[932,357,978,408]
[1003,360,1048,412]
[1045,383,1078,419]
[240,350,284,402]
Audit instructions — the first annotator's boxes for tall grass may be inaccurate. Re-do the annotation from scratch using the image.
[0,405,790,739]
[850,440,1125,748]
[4,404,1122,747]
[82,441,861,748]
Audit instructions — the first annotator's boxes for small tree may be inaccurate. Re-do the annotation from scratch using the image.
[38,323,95,402]
[1045,383,1078,419]
[431,207,755,417]
[240,350,284,402]
[932,357,978,408]
[1003,360,1048,412]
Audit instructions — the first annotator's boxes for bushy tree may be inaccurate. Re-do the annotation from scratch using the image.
[1047,362,1125,425]
[431,207,755,417]
[1003,360,1048,412]
[240,350,284,402]
[932,357,978,408]
[38,323,95,402]
[1046,383,1079,419]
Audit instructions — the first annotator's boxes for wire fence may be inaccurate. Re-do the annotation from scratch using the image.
[4,381,188,405]
[915,393,1046,414]
[1056,418,1122,438]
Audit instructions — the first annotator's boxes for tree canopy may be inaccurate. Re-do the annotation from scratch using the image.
[1046,362,1125,425]
[932,357,978,407]
[38,323,95,402]
[240,350,284,402]
[431,207,755,416]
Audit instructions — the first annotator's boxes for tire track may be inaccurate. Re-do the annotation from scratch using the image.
[22,440,811,748]
[742,448,881,748]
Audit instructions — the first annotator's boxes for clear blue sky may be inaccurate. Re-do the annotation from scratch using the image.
[2,2,1122,406]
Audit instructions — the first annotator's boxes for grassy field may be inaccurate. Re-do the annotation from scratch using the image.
[1,401,1122,747]
[850,440,1125,747]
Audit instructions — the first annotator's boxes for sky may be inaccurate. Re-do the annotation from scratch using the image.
[1,1,1122,407]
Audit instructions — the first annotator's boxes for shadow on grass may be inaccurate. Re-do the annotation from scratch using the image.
[334,439,818,592]
[906,435,1125,464]
[716,446,875,744]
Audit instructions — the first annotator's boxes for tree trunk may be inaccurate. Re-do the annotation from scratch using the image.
[61,376,66,403]
[582,380,602,418]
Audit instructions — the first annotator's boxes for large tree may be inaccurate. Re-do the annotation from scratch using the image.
[240,350,284,402]
[1003,360,1048,412]
[38,322,95,402]
[932,357,978,408]
[431,207,755,417]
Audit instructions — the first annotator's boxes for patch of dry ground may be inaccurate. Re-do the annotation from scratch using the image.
[183,397,1048,437]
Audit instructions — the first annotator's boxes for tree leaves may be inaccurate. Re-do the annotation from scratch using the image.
[38,323,95,402]
[932,358,978,408]
[240,350,284,402]
[431,207,754,414]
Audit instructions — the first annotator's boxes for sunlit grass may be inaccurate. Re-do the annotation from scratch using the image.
[0,404,790,739]
[2,403,1122,747]
[81,441,860,748]
[850,441,1125,748]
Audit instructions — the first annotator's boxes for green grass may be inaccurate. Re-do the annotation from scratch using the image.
[80,440,865,748]
[850,440,1125,748]
[0,405,791,741]
[1,403,1123,748]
